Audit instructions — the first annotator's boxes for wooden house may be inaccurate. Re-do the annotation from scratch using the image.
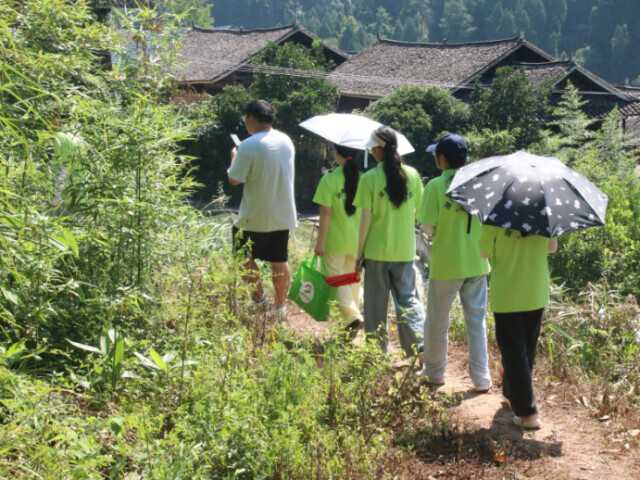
[327,34,553,111]
[327,34,640,138]
[173,24,349,97]
[163,24,640,140]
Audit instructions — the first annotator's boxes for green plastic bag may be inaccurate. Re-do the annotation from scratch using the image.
[288,256,337,322]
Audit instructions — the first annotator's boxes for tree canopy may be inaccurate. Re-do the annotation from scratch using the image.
[364,86,471,180]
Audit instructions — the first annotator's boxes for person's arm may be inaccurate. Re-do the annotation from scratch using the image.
[314,206,331,256]
[421,223,434,234]
[416,179,437,236]
[478,225,492,259]
[355,209,371,273]
[548,237,558,253]
[228,147,242,186]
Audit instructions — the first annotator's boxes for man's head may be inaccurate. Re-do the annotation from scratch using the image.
[426,133,468,169]
[243,100,275,124]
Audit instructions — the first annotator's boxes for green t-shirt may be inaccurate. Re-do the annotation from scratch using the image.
[417,169,489,280]
[478,225,552,313]
[353,162,423,262]
[312,166,360,255]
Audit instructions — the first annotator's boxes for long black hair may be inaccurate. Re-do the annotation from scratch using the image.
[374,126,407,208]
[334,144,360,216]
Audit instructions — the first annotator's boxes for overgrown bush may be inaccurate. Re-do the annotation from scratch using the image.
[0,0,206,355]
[542,284,640,409]
[547,104,640,300]
[470,66,550,149]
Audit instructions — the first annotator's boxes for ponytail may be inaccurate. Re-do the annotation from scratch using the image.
[373,126,407,208]
[334,144,360,216]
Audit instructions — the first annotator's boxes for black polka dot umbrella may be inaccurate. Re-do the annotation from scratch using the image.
[445,151,608,237]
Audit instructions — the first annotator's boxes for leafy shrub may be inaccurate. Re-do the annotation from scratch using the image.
[364,86,471,180]
[548,108,640,300]
[0,0,203,355]
[464,128,519,159]
[470,66,550,149]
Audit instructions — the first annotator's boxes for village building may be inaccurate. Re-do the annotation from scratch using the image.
[171,25,639,139]
[173,24,349,101]
[327,34,640,138]
[327,34,553,111]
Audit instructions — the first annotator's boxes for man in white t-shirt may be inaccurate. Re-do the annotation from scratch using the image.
[228,100,297,316]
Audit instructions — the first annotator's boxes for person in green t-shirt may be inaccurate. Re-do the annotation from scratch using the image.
[479,225,558,429]
[353,126,425,359]
[313,143,363,336]
[416,133,492,392]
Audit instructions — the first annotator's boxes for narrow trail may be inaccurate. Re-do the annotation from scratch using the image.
[285,306,640,480]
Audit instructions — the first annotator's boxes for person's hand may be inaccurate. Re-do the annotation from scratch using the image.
[230,146,237,165]
[314,242,324,256]
[355,257,364,274]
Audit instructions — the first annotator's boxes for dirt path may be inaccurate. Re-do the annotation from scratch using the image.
[285,306,640,479]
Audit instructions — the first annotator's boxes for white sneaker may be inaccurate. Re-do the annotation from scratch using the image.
[415,368,445,385]
[474,382,492,393]
[513,415,542,429]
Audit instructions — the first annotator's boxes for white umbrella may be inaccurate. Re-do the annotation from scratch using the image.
[299,113,415,161]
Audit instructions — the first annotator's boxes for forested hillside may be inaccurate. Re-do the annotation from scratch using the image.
[207,0,640,85]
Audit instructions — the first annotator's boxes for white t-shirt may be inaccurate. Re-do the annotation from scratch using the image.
[227,128,297,232]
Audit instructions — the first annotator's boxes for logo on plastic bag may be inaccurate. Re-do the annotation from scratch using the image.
[299,281,315,303]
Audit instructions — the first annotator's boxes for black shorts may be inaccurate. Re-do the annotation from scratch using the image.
[232,226,289,263]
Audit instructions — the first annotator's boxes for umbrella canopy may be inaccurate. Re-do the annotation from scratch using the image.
[446,151,608,237]
[299,113,415,156]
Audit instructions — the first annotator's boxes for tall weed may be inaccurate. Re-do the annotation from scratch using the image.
[543,283,640,405]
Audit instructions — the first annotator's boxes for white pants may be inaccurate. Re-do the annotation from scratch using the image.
[423,276,491,388]
[323,253,362,326]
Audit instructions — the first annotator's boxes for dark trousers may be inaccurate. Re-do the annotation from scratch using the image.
[494,308,544,417]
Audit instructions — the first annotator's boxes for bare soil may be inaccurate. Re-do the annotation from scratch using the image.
[285,305,640,480]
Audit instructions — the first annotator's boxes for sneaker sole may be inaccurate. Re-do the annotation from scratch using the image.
[513,415,542,429]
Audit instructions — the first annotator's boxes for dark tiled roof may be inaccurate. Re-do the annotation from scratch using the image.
[518,62,571,86]
[624,115,640,142]
[493,62,631,97]
[466,61,571,89]
[174,25,348,83]
[458,60,635,103]
[581,97,640,118]
[99,0,154,7]
[538,93,640,123]
[328,36,555,99]
[615,84,640,100]
[541,64,640,120]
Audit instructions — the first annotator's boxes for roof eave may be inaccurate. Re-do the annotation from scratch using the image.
[569,65,632,101]
[339,92,382,100]
[376,34,522,48]
[451,40,556,94]
[278,26,349,61]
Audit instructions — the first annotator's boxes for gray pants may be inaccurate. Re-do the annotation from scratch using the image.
[363,259,425,356]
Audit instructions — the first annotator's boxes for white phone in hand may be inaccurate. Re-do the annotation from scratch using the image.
[230,134,241,147]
